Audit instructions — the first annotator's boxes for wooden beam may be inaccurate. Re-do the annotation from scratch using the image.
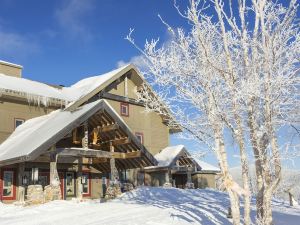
[100,123,119,132]
[72,128,81,145]
[112,151,141,159]
[92,158,108,164]
[58,148,112,158]
[100,137,131,146]
[100,92,144,107]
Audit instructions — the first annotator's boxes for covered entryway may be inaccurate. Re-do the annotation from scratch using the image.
[172,173,187,189]
[0,100,157,203]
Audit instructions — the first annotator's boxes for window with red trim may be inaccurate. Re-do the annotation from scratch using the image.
[120,103,129,117]
[135,132,144,144]
[82,172,91,197]
[0,169,16,200]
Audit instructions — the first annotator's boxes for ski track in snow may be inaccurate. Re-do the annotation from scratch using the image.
[0,187,299,225]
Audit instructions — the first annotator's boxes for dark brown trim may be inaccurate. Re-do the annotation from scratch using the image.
[100,92,144,107]
[14,118,25,130]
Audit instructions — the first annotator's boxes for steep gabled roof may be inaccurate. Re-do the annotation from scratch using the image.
[0,64,181,132]
[0,99,157,167]
[0,64,131,106]
[155,145,186,167]
[144,145,220,174]
[145,145,201,170]
[193,159,221,173]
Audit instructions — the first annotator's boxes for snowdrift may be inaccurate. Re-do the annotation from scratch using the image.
[0,187,299,225]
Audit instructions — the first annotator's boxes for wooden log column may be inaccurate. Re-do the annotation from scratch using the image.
[165,171,170,184]
[185,166,195,189]
[17,163,25,203]
[109,141,118,182]
[77,157,83,200]
[50,150,60,186]
[48,146,62,201]
[82,122,89,149]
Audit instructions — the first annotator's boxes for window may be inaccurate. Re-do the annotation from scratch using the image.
[3,171,13,197]
[15,118,25,129]
[135,132,144,144]
[38,172,49,187]
[120,103,129,117]
[1,169,16,200]
[66,172,75,197]
[82,172,91,197]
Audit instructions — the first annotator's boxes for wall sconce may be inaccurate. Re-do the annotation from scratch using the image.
[81,175,87,185]
[22,175,28,185]
[31,167,39,184]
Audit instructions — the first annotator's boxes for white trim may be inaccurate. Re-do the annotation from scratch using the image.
[0,60,23,69]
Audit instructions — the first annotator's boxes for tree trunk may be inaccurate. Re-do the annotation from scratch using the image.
[213,125,241,225]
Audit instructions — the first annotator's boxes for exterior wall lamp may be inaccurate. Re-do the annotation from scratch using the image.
[22,175,28,185]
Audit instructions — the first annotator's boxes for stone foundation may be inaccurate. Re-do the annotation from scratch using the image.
[26,185,44,205]
[163,182,173,188]
[105,184,122,199]
[185,182,195,189]
[44,185,62,202]
[123,183,134,192]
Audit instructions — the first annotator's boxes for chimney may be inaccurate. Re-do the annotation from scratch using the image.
[0,60,23,78]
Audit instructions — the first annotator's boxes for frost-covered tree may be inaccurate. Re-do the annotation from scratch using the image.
[127,0,300,225]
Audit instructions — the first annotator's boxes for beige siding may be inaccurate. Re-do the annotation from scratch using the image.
[109,78,137,99]
[192,173,216,189]
[106,99,169,155]
[0,62,22,77]
[145,172,166,187]
[108,78,170,155]
[0,101,52,144]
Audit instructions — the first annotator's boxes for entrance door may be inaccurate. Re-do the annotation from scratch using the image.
[172,174,187,189]
[65,172,76,198]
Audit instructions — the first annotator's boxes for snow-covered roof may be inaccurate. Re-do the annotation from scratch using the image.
[0,64,131,106]
[0,100,103,165]
[145,145,220,173]
[0,60,23,68]
[194,159,220,173]
[0,98,158,167]
[144,145,201,170]
[155,145,185,167]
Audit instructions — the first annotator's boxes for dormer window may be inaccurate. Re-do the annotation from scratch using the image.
[120,103,129,117]
[14,118,25,129]
[135,132,144,144]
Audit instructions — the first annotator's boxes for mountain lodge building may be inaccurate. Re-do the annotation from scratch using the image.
[0,60,220,203]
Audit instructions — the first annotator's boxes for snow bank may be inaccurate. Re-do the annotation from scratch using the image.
[0,187,299,225]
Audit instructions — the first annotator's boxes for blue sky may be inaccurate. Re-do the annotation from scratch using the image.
[0,0,299,169]
[0,0,188,85]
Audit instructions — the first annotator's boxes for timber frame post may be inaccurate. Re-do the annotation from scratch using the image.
[50,148,60,187]
[185,166,195,189]
[17,162,25,203]
[49,146,62,201]
[77,157,83,200]
[109,141,118,183]
[82,122,89,149]
[163,170,172,187]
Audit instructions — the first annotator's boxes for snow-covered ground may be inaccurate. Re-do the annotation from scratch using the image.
[0,187,299,225]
